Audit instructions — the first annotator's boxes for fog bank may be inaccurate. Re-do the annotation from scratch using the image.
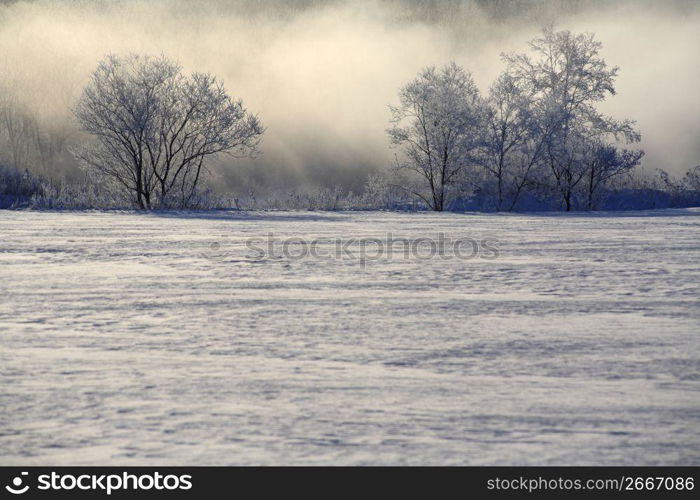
[1,0,698,192]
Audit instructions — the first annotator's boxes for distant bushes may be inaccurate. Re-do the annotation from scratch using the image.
[0,164,126,209]
[2,161,699,211]
[448,166,700,212]
[0,164,44,208]
[223,165,700,212]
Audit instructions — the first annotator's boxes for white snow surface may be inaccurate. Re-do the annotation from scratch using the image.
[0,209,699,465]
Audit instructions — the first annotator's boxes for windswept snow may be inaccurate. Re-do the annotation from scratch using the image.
[0,209,699,465]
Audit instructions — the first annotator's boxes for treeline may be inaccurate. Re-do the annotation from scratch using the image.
[3,161,699,211]
[387,28,649,212]
[1,27,699,212]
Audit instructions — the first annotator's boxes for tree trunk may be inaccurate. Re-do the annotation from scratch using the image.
[587,169,595,211]
[434,196,443,211]
[497,173,503,212]
[135,185,144,209]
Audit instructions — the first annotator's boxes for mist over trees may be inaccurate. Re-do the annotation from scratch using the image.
[0,8,698,210]
[1,0,699,202]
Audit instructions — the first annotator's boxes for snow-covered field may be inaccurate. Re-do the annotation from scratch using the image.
[1,209,699,465]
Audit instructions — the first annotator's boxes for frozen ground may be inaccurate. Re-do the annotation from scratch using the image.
[0,209,699,465]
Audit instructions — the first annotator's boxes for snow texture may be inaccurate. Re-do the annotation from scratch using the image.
[1,209,699,465]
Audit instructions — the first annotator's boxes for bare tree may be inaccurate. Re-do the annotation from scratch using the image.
[682,165,700,192]
[504,27,637,211]
[74,54,264,209]
[580,117,643,210]
[480,72,549,211]
[0,92,33,172]
[388,62,484,211]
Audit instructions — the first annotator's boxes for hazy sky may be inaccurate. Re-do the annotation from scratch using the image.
[1,0,698,190]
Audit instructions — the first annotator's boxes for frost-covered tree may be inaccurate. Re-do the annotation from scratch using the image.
[0,91,33,172]
[479,72,548,211]
[0,72,76,182]
[579,116,643,210]
[504,27,641,211]
[388,62,484,211]
[74,54,264,209]
[682,165,700,192]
